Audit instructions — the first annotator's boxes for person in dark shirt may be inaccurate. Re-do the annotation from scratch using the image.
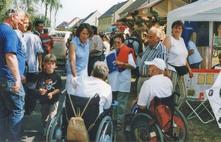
[36,54,62,136]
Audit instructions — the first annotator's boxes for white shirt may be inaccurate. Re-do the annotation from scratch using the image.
[23,31,44,73]
[167,36,188,71]
[103,41,110,55]
[137,74,173,108]
[105,49,136,92]
[70,75,112,114]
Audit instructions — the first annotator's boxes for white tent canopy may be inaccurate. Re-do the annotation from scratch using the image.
[167,0,221,34]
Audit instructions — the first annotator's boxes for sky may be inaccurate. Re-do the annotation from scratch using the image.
[55,0,126,26]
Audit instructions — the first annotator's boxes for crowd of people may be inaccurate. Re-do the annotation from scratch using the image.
[1,6,220,141]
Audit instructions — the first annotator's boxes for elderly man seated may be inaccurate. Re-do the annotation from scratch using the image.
[137,58,173,110]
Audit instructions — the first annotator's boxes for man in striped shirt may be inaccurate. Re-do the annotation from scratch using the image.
[137,27,167,94]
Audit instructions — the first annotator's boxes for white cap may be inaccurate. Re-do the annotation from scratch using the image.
[144,58,166,70]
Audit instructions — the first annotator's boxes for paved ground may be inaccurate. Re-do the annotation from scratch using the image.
[21,101,45,142]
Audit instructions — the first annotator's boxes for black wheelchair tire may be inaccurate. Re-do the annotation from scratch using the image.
[130,113,164,142]
[172,107,189,142]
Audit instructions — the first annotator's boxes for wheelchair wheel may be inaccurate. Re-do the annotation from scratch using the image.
[46,115,56,142]
[171,107,189,142]
[131,113,164,142]
[46,110,63,142]
[95,115,114,142]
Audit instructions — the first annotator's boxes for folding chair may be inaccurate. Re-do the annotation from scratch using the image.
[185,76,215,124]
[185,96,215,124]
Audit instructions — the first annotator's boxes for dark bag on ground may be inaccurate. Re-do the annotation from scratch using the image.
[169,64,188,76]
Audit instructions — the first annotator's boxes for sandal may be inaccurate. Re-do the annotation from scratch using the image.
[116,123,122,131]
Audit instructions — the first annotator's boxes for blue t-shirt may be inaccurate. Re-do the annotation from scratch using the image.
[0,24,26,81]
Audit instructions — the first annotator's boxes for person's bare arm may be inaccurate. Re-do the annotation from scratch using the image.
[5,53,20,92]
[47,89,60,99]
[38,54,43,72]
[69,43,77,77]
[186,60,193,78]
[162,36,172,50]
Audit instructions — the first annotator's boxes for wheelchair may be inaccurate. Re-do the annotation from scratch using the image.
[124,93,189,142]
[46,90,117,142]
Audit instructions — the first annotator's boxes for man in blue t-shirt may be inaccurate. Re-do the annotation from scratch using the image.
[0,8,26,141]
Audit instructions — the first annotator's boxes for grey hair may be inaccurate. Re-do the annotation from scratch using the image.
[92,61,109,80]
[4,7,25,18]
[149,27,161,39]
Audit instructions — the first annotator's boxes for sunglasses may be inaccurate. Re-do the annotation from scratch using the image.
[5,9,16,17]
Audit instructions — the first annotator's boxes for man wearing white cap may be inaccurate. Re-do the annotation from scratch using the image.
[137,58,173,109]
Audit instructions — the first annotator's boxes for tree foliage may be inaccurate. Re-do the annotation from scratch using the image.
[0,0,62,27]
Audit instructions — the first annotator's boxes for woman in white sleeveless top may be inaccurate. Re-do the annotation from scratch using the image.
[163,20,193,107]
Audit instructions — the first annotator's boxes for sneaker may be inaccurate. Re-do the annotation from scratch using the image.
[20,135,28,142]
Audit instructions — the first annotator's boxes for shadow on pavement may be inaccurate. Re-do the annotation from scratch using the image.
[21,101,45,142]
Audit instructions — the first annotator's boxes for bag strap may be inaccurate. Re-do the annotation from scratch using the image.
[68,93,96,117]
[88,114,100,131]
[68,94,77,117]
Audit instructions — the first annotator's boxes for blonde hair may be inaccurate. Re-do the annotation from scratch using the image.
[44,54,57,63]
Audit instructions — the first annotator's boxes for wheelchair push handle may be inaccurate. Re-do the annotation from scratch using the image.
[61,89,66,94]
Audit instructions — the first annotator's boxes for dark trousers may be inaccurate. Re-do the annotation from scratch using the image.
[190,61,202,69]
[87,55,104,75]
[25,73,39,114]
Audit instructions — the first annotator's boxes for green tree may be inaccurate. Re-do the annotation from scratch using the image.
[51,0,62,26]
[0,0,13,22]
[41,0,62,26]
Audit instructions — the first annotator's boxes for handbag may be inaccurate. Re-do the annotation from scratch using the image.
[169,64,188,76]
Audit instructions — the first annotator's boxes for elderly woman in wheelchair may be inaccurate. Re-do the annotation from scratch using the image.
[124,58,189,142]
[46,61,115,141]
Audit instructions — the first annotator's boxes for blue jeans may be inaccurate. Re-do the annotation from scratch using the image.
[0,78,25,141]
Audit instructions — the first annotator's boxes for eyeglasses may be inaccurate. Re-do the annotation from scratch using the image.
[114,41,121,44]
